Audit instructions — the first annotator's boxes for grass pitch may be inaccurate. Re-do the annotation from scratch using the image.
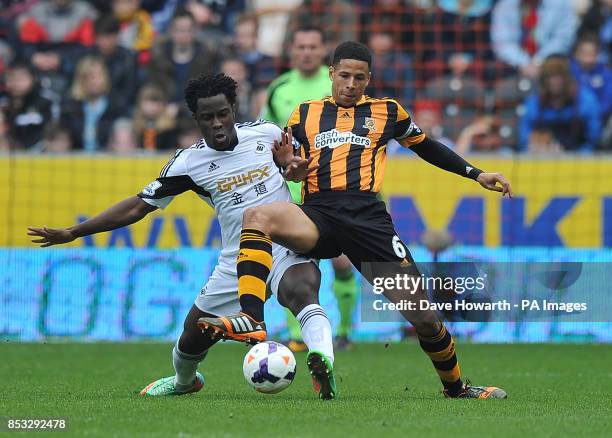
[1,342,611,437]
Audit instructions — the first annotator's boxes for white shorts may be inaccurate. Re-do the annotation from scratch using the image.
[194,248,317,316]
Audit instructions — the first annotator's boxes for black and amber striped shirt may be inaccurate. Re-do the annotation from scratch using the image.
[288,95,425,197]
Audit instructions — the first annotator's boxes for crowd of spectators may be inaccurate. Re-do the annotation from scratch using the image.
[0,0,610,154]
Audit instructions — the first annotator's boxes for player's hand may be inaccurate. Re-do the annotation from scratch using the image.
[27,226,76,247]
[272,127,295,168]
[284,156,318,182]
[476,172,513,198]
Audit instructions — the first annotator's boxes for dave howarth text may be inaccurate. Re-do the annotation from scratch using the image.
[372,299,512,312]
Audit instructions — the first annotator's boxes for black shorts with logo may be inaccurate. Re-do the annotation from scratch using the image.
[298,191,419,283]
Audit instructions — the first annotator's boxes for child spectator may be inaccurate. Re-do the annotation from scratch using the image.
[577,0,612,65]
[570,34,612,120]
[40,122,73,153]
[108,118,139,153]
[1,61,53,149]
[131,83,178,150]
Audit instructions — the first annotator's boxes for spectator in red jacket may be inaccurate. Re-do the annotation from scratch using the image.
[18,0,97,99]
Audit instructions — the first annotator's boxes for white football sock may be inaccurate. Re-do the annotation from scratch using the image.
[296,304,334,365]
[172,341,208,388]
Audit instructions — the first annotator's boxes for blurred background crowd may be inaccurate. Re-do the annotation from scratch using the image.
[0,0,610,155]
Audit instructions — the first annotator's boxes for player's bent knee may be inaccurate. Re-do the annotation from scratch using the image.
[243,206,265,228]
[277,264,320,314]
[243,206,277,235]
[280,283,318,315]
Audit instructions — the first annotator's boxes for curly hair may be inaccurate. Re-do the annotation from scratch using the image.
[332,41,371,68]
[184,73,238,114]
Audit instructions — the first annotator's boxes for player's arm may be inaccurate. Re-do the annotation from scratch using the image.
[272,106,318,182]
[28,149,197,247]
[410,138,512,197]
[393,101,513,197]
[272,126,317,182]
[28,197,157,247]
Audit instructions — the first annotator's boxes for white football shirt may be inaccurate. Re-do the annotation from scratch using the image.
[138,120,293,273]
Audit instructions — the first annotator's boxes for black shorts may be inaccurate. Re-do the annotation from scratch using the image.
[299,191,419,282]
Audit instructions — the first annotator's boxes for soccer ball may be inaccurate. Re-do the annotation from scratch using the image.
[242,341,296,394]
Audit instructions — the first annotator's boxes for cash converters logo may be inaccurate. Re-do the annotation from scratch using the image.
[314,129,371,149]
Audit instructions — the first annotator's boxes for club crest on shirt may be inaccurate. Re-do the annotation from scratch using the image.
[363,117,376,132]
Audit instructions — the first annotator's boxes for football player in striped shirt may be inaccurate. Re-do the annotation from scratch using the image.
[199,43,512,399]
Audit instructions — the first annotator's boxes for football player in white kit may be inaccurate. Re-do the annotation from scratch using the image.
[27,73,337,400]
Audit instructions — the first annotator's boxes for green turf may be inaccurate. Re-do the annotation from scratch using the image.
[1,342,611,437]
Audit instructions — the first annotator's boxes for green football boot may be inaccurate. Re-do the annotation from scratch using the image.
[307,350,337,400]
[139,372,204,396]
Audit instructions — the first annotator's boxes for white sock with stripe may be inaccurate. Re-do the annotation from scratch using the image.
[296,304,334,365]
[173,341,207,388]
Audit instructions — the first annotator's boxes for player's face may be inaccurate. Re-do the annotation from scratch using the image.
[195,94,237,150]
[291,30,326,76]
[329,59,370,107]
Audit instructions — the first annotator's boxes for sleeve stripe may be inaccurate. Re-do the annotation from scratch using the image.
[160,149,186,177]
[396,121,415,140]
[236,119,272,128]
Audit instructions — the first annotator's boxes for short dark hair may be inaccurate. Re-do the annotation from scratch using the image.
[7,59,33,74]
[171,7,195,23]
[574,32,601,51]
[291,23,325,44]
[332,41,371,68]
[184,73,238,114]
[236,12,258,30]
[94,14,120,35]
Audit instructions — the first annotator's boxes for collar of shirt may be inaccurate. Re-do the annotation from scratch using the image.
[328,95,368,107]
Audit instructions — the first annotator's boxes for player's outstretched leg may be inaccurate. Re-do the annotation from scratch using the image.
[416,323,507,399]
[198,228,273,343]
[140,305,217,396]
[373,263,507,399]
[277,263,337,400]
[197,312,267,345]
